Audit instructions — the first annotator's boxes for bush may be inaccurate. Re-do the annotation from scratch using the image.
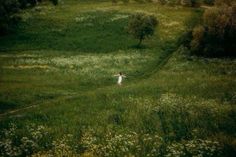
[0,124,52,157]
[0,0,21,35]
[127,13,158,46]
[190,25,205,54]
[184,2,236,57]
[0,0,58,36]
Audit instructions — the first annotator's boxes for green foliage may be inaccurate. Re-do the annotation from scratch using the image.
[183,1,236,57]
[127,13,158,46]
[0,0,21,35]
[0,124,52,157]
[0,0,58,35]
[190,25,205,52]
[179,9,203,47]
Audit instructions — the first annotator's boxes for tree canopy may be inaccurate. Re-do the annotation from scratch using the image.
[127,13,158,46]
[0,0,58,35]
[185,0,236,57]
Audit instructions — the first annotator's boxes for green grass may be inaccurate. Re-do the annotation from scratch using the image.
[0,1,235,157]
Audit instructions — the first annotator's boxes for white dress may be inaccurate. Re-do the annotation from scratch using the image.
[118,75,122,84]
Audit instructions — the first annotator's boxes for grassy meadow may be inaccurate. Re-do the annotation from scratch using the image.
[0,0,235,156]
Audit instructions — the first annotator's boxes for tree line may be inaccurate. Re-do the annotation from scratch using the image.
[0,0,58,35]
[181,0,236,57]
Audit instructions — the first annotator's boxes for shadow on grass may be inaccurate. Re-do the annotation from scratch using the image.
[131,44,148,49]
[0,11,144,53]
[0,100,18,113]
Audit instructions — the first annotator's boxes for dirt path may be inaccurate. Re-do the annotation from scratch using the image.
[0,94,77,119]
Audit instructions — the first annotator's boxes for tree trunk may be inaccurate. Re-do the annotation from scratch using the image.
[138,38,143,47]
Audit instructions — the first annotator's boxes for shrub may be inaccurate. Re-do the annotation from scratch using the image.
[0,0,21,35]
[0,124,52,157]
[190,25,205,54]
[185,1,236,57]
[0,0,58,35]
[127,13,158,46]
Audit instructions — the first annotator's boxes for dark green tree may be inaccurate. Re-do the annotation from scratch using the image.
[0,0,21,35]
[127,13,158,46]
[0,0,58,36]
[189,1,236,57]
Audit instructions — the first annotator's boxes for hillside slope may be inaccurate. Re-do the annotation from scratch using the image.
[0,1,235,157]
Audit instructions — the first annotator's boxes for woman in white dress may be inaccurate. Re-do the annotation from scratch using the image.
[114,72,126,85]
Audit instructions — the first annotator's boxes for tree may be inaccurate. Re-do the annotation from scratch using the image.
[189,1,236,57]
[190,25,205,55]
[0,0,21,35]
[127,13,158,46]
[0,0,58,36]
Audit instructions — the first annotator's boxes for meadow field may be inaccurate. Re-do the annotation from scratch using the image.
[0,0,235,156]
